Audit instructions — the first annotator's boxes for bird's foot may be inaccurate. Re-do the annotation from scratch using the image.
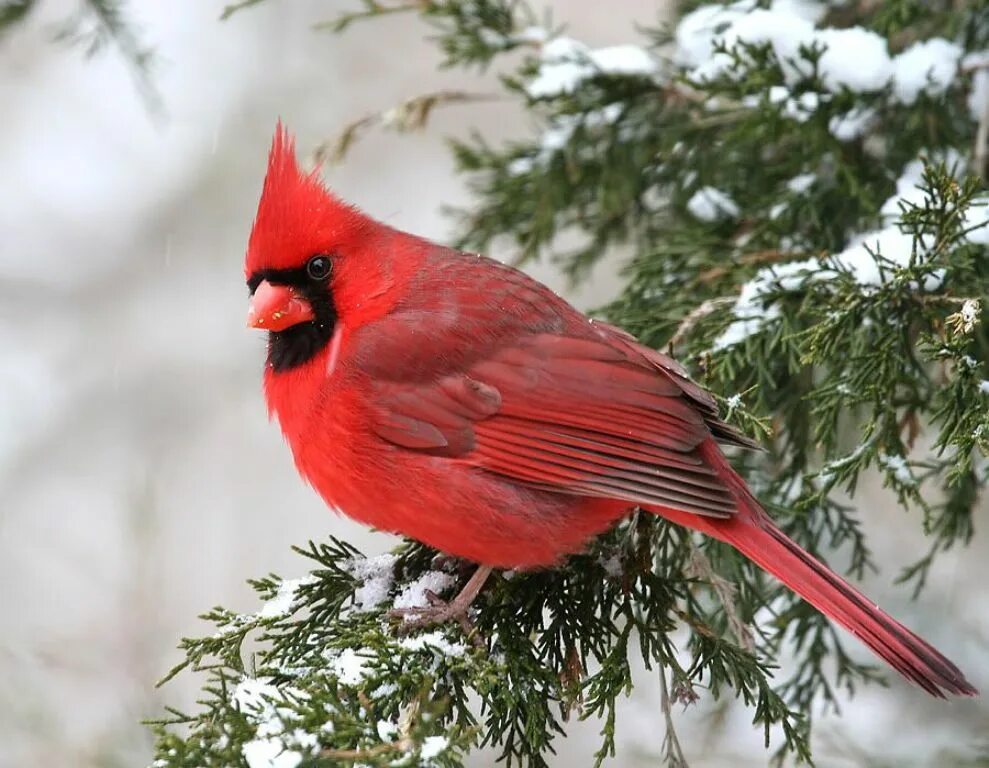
[389,590,478,639]
[388,565,493,648]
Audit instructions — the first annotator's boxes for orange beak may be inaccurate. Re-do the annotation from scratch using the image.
[247,280,315,331]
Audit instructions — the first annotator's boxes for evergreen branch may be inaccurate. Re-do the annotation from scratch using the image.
[0,0,34,32]
[658,658,690,768]
[313,0,428,33]
[219,0,269,21]
[686,539,754,653]
[312,90,505,165]
[53,0,162,116]
[667,297,736,354]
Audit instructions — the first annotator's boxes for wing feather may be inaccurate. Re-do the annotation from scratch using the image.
[360,256,756,518]
[368,320,748,517]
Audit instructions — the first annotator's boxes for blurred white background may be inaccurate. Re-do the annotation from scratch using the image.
[0,2,985,766]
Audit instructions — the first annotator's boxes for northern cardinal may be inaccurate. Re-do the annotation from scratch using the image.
[245,125,975,697]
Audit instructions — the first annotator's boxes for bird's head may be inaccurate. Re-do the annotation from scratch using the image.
[244,124,396,372]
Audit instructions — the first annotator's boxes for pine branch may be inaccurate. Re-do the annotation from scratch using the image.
[53,0,162,115]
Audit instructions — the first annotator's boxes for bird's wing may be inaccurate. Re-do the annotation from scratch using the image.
[368,324,751,519]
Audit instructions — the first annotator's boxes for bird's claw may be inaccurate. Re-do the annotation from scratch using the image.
[388,592,484,647]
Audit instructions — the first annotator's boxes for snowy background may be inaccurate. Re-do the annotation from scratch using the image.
[0,1,986,766]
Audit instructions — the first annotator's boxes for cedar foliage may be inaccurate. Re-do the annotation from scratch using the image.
[143,1,987,765]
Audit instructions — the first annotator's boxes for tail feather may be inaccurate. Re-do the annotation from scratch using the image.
[651,441,977,697]
[755,522,974,697]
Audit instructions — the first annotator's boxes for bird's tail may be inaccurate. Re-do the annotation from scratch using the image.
[650,441,977,698]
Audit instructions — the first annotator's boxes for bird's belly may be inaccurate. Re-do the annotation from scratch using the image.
[301,445,628,567]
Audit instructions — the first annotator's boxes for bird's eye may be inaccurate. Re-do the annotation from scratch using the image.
[306,255,332,281]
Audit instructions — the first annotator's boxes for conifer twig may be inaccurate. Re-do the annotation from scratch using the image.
[667,298,735,353]
[697,249,802,284]
[686,539,755,652]
[658,659,690,768]
[312,90,505,165]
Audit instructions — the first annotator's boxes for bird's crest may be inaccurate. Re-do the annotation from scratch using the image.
[245,122,370,276]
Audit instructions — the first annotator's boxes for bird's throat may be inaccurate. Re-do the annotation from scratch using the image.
[267,316,336,372]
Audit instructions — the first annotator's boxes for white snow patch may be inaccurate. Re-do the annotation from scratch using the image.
[527,37,657,98]
[345,554,398,612]
[420,736,450,761]
[589,45,658,77]
[234,679,315,768]
[243,739,303,768]
[828,105,877,141]
[891,38,963,105]
[712,259,822,349]
[675,2,755,68]
[234,678,282,715]
[507,156,535,175]
[832,227,915,285]
[880,159,926,221]
[687,186,739,221]
[719,8,816,83]
[681,6,817,83]
[370,681,399,699]
[328,648,372,686]
[878,453,916,486]
[377,720,399,741]
[540,119,575,152]
[509,104,622,175]
[399,631,467,658]
[778,90,825,122]
[878,150,964,225]
[815,26,892,93]
[676,4,895,93]
[259,576,317,619]
[527,37,592,98]
[514,26,548,44]
[769,0,826,23]
[818,441,873,486]
[787,173,816,194]
[392,571,456,611]
[979,381,989,395]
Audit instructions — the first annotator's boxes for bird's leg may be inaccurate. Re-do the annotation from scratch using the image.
[389,565,493,642]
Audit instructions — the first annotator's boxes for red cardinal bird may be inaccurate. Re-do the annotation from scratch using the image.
[245,125,975,697]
